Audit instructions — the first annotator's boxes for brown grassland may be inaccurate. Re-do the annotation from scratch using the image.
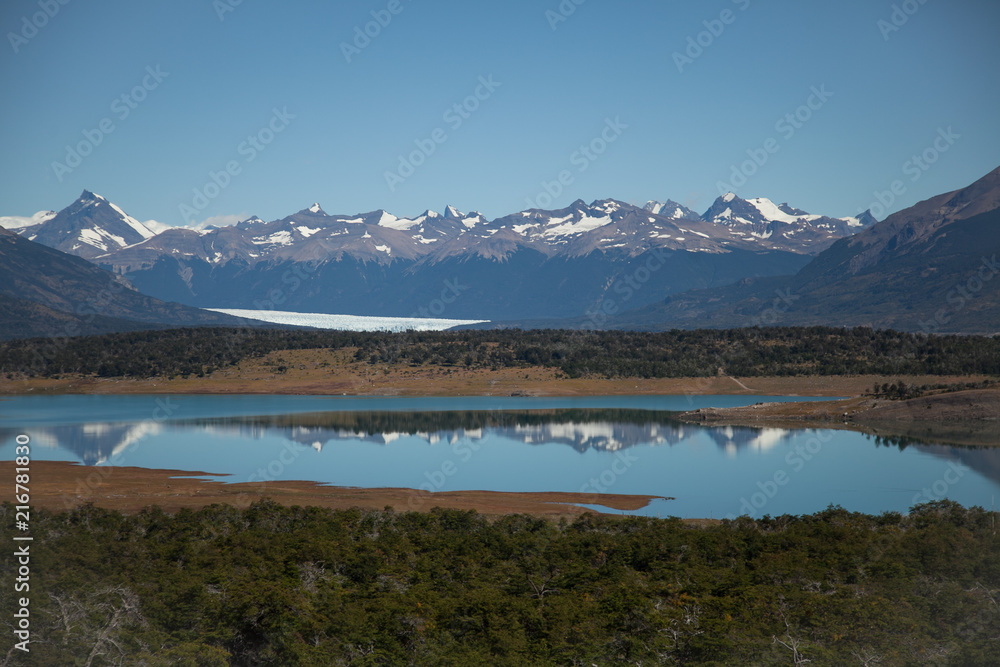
[1,346,992,398]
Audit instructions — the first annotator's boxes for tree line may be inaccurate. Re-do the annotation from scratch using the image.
[2,325,1000,380]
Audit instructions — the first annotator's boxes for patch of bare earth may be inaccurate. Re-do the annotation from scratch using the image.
[0,348,990,398]
[678,388,1000,447]
[10,461,668,520]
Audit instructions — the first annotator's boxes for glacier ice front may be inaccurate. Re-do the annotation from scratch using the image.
[204,308,488,332]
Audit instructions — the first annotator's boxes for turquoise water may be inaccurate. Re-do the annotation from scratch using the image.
[2,395,998,519]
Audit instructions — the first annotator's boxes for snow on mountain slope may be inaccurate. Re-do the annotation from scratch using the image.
[643,199,700,220]
[700,192,877,253]
[106,202,157,240]
[13,187,876,272]
[13,191,157,259]
[540,213,612,238]
[377,210,438,231]
[743,197,821,224]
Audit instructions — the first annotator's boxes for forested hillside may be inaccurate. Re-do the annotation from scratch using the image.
[2,502,997,665]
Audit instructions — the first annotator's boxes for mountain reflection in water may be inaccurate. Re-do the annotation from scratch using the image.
[3,400,1000,518]
[1,409,996,488]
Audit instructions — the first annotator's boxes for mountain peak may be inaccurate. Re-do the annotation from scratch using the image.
[443,205,463,219]
[777,202,810,217]
[17,191,155,258]
[848,209,879,228]
[590,199,625,214]
[297,203,326,216]
[704,194,824,227]
[79,190,106,202]
[643,199,700,220]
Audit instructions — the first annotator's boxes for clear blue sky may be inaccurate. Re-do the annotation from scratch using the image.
[2,0,998,226]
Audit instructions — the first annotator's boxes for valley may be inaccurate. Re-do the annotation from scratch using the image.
[4,4,998,664]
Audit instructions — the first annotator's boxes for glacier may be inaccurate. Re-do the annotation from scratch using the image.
[205,308,489,332]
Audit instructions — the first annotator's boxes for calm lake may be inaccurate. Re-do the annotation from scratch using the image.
[3,395,999,519]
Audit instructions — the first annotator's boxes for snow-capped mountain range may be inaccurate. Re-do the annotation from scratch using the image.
[9,190,875,271]
[5,168,997,335]
[4,190,876,321]
[702,192,876,241]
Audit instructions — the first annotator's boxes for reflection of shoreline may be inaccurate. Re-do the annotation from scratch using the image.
[180,409,691,453]
[3,407,999,490]
[909,443,1000,492]
[162,410,801,456]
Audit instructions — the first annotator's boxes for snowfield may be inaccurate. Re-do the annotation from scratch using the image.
[205,308,489,332]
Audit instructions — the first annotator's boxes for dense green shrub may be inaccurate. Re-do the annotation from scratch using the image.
[1,501,997,665]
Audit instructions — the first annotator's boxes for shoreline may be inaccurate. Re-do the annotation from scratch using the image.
[677,388,1000,447]
[6,366,998,516]
[7,461,673,520]
[1,354,993,398]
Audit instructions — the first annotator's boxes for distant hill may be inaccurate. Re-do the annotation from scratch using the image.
[608,166,1000,333]
[0,225,252,340]
[0,293,165,340]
